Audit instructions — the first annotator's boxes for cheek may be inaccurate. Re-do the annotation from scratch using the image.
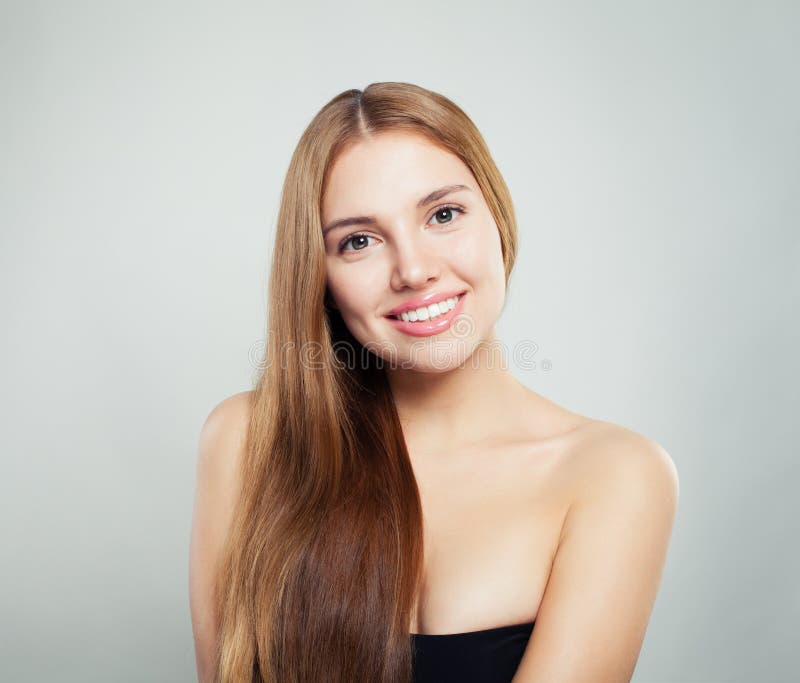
[486,226,507,290]
[326,264,382,316]
[450,220,506,290]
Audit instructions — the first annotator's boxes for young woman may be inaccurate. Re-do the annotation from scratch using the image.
[189,82,679,683]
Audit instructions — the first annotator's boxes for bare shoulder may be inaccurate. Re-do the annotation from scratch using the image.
[192,387,254,560]
[197,390,254,467]
[189,389,254,683]
[191,388,255,590]
[562,419,680,512]
[512,417,680,681]
[515,388,679,509]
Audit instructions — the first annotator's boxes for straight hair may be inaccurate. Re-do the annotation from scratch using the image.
[214,81,518,682]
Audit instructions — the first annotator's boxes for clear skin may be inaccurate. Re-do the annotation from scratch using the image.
[321,130,531,457]
[189,130,679,683]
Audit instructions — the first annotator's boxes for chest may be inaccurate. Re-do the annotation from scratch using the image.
[408,444,570,635]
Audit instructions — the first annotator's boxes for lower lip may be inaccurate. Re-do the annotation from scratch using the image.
[385,293,467,337]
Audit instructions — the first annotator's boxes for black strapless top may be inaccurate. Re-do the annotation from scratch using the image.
[410,620,535,682]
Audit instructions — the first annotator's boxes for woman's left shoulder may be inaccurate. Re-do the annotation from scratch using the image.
[563,418,680,507]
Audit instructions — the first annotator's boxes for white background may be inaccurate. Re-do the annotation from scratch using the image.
[1,1,797,681]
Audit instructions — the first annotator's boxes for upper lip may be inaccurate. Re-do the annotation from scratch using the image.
[385,289,466,317]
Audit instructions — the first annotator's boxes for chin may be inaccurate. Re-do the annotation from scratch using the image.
[404,340,477,373]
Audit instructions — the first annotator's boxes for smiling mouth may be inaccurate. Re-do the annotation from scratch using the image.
[388,292,464,322]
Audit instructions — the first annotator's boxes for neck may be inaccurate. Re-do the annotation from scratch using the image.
[385,332,528,457]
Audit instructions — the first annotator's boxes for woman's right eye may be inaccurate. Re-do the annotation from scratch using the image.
[338,233,375,253]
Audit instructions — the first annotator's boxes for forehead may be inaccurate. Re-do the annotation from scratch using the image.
[321,131,474,220]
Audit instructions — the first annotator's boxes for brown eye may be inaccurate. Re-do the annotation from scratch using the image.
[429,205,465,226]
[338,233,374,253]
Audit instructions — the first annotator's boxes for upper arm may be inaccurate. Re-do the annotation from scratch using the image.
[189,391,252,683]
[513,432,679,683]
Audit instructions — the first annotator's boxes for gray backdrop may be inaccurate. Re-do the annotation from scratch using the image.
[1,1,797,681]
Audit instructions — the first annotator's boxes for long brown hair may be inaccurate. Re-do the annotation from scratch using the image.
[214,81,518,682]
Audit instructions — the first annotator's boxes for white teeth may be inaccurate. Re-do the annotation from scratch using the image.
[395,294,461,322]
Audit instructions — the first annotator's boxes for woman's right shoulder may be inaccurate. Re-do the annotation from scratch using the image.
[198,390,254,464]
[200,391,254,448]
[192,389,255,552]
[190,390,254,680]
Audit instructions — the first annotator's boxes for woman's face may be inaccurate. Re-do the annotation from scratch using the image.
[321,130,507,372]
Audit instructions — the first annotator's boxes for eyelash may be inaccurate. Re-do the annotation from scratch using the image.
[337,204,466,253]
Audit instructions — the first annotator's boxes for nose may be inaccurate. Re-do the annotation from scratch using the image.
[389,231,441,291]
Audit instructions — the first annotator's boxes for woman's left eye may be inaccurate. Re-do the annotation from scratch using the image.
[429,205,465,226]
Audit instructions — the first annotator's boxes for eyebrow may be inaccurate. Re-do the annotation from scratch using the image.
[322,183,473,236]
